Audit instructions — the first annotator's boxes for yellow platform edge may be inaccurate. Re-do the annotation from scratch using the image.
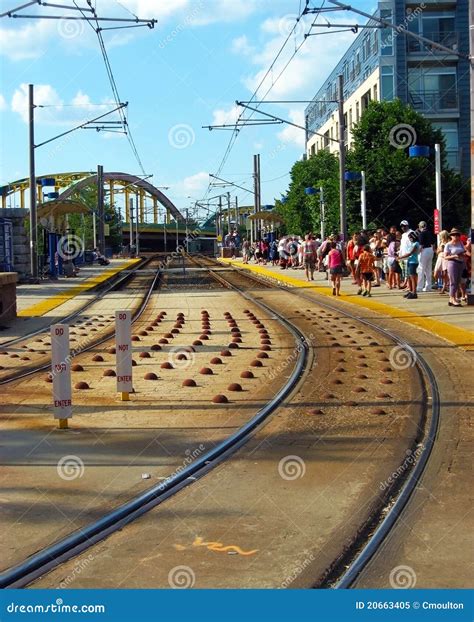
[18,259,140,318]
[220,258,474,351]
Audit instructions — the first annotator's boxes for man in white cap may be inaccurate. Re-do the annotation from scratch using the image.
[399,220,413,286]
[416,220,436,291]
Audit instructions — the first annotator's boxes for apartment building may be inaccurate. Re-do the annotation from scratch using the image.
[305,0,470,177]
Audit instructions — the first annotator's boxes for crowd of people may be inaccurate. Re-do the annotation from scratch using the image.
[232,222,471,307]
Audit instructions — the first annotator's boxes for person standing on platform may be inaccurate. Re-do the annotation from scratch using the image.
[301,233,317,281]
[444,228,466,307]
[358,244,375,297]
[328,241,344,295]
[399,231,420,299]
[416,221,436,292]
[399,220,413,287]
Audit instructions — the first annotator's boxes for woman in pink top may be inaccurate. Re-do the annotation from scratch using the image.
[328,242,344,296]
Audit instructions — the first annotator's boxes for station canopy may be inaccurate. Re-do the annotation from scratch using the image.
[36,199,90,219]
[247,211,284,224]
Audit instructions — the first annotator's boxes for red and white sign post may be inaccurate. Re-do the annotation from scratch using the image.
[115,310,133,400]
[51,323,72,429]
[434,208,440,235]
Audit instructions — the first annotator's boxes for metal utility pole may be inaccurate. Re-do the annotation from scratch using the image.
[338,74,347,240]
[235,195,239,227]
[97,165,105,254]
[185,208,189,252]
[434,144,442,231]
[218,195,223,240]
[360,171,367,230]
[469,2,474,304]
[129,198,134,254]
[135,190,140,255]
[227,192,231,234]
[320,186,326,240]
[28,84,38,279]
[252,154,261,243]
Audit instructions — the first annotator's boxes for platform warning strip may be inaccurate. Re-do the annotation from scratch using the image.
[18,259,140,318]
[220,259,474,351]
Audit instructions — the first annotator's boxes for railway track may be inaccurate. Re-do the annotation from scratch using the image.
[0,258,439,589]
[192,255,440,589]
[0,265,308,588]
[0,256,162,385]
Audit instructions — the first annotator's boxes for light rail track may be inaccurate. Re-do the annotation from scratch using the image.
[192,255,440,589]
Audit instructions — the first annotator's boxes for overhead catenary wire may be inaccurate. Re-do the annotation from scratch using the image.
[202,0,328,203]
[73,0,147,176]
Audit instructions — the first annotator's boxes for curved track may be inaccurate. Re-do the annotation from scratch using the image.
[194,256,440,589]
[0,258,440,589]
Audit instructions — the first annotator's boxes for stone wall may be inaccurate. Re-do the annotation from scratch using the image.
[0,272,17,322]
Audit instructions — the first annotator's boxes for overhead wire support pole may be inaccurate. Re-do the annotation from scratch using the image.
[338,74,347,241]
[28,83,37,280]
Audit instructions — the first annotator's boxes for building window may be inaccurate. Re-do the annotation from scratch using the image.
[355,101,360,122]
[432,121,459,169]
[349,108,353,128]
[381,65,394,100]
[380,9,393,56]
[324,131,330,149]
[408,66,458,112]
[373,83,378,101]
[311,144,316,156]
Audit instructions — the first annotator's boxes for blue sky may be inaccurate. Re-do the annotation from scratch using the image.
[0,0,374,218]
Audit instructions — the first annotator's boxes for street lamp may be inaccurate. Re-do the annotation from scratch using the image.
[344,171,367,229]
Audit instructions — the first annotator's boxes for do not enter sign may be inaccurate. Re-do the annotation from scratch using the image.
[51,323,72,419]
[115,310,133,393]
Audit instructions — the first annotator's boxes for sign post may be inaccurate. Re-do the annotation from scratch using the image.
[51,323,72,429]
[434,209,440,235]
[115,310,133,400]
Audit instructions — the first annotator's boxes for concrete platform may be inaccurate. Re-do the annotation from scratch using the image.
[219,258,474,350]
[0,258,140,345]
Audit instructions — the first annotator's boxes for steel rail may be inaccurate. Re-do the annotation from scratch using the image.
[0,265,309,588]
[0,258,161,386]
[218,260,440,589]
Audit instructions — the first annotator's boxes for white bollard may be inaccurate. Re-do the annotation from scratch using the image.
[115,310,133,400]
[51,323,72,429]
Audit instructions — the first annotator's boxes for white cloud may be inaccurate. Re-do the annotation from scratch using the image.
[182,171,209,193]
[211,104,241,126]
[0,94,7,111]
[277,109,305,148]
[231,35,255,56]
[12,83,63,124]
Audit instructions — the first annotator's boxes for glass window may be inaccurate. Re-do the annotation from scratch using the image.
[381,65,394,100]
[380,9,393,55]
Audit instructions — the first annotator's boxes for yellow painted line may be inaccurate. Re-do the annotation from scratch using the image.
[220,258,474,351]
[18,259,140,318]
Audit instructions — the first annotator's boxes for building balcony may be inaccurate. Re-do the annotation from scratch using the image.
[408,89,458,113]
[407,31,458,55]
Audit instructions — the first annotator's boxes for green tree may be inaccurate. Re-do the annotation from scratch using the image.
[275,150,340,236]
[346,98,469,230]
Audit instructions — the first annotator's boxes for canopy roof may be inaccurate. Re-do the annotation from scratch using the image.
[247,211,284,223]
[37,199,90,219]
